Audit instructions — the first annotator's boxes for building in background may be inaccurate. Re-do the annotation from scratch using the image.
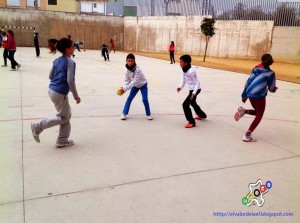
[0,0,108,14]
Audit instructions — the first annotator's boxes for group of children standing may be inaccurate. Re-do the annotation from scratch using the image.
[30,36,277,148]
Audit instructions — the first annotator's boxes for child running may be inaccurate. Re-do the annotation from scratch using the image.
[119,53,152,120]
[234,54,277,142]
[101,44,110,61]
[31,38,81,148]
[177,55,206,128]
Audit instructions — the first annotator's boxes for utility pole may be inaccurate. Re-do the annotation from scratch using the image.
[150,0,155,16]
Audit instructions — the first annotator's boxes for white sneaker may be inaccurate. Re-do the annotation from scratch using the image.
[121,114,126,120]
[147,115,153,120]
[56,140,74,148]
[234,106,245,121]
[243,134,257,142]
[16,64,21,70]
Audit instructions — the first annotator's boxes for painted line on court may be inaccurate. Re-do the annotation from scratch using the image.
[0,114,298,123]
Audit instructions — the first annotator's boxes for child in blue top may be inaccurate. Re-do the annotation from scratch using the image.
[31,38,81,148]
[234,54,277,142]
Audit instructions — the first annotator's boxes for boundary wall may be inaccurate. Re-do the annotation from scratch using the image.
[1,9,299,63]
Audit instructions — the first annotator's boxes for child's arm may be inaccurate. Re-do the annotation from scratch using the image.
[192,71,200,95]
[267,72,277,93]
[67,60,80,103]
[241,69,255,102]
[123,69,142,92]
[177,74,186,92]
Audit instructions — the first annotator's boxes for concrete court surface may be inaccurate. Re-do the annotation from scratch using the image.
[0,47,299,223]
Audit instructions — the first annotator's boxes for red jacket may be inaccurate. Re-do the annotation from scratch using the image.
[169,44,175,52]
[2,36,8,49]
[7,35,16,50]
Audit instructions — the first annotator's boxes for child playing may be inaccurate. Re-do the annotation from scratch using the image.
[101,44,110,61]
[31,38,81,148]
[169,41,175,64]
[7,30,21,71]
[74,41,83,52]
[177,55,206,128]
[119,53,152,120]
[234,54,277,142]
[109,38,115,53]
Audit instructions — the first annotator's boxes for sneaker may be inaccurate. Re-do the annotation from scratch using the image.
[56,140,74,148]
[243,134,257,142]
[194,116,206,120]
[1,65,7,67]
[147,115,153,120]
[185,123,195,128]
[121,114,126,120]
[234,106,245,121]
[10,69,16,71]
[16,64,21,70]
[31,123,40,143]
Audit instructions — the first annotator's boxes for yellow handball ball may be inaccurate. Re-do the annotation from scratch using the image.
[117,87,123,96]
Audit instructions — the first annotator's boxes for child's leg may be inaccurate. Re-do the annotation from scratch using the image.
[245,99,257,116]
[102,51,106,60]
[183,90,195,124]
[190,89,207,118]
[247,98,266,134]
[140,83,151,116]
[169,52,173,63]
[3,49,8,65]
[122,87,139,115]
[8,50,17,69]
[106,51,110,60]
[34,90,71,139]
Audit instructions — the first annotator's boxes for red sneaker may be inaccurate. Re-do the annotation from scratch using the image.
[194,116,202,120]
[185,123,195,128]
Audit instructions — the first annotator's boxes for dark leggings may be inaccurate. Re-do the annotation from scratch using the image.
[3,48,8,65]
[8,50,18,69]
[170,52,175,63]
[246,98,266,132]
[183,89,207,124]
[102,49,109,61]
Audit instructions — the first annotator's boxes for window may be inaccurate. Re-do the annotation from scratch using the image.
[6,0,20,6]
[81,2,105,14]
[27,0,40,7]
[48,0,57,5]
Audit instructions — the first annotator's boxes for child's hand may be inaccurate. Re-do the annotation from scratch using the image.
[75,97,81,104]
[177,88,181,92]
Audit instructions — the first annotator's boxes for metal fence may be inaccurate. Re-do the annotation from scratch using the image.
[127,0,300,26]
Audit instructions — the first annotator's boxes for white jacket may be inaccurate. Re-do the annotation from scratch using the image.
[178,67,201,94]
[123,65,148,91]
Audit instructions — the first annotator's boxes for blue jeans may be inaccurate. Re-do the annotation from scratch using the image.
[122,83,151,116]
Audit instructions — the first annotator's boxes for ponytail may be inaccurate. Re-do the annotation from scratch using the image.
[48,39,58,54]
[48,38,73,54]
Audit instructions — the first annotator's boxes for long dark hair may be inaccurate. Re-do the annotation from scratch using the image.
[48,38,73,54]
[7,30,14,37]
